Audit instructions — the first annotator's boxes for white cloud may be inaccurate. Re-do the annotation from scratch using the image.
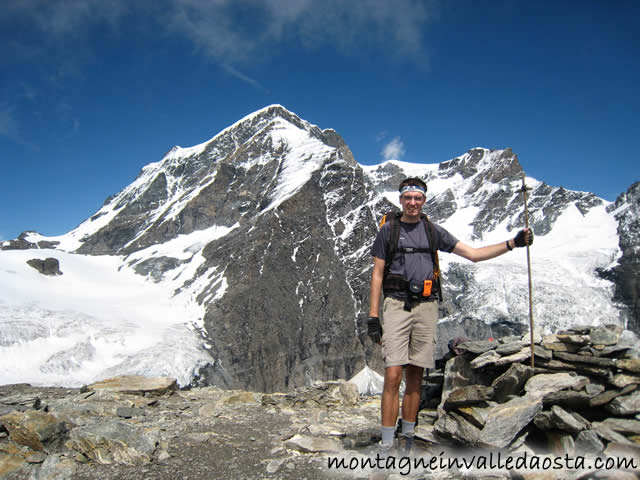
[166,0,433,64]
[1,0,436,90]
[3,0,434,65]
[221,64,270,94]
[381,137,405,161]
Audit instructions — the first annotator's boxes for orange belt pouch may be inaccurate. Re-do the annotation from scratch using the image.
[423,280,433,297]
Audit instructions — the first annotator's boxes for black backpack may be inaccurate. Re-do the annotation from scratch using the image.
[379,211,443,301]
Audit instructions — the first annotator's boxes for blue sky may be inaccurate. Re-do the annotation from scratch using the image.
[1,0,638,241]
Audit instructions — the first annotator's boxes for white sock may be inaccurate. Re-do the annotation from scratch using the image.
[401,419,415,436]
[381,426,396,446]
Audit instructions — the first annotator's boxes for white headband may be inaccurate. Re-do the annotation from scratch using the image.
[400,185,426,196]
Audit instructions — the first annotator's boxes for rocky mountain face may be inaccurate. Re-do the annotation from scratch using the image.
[2,105,638,393]
[601,182,640,332]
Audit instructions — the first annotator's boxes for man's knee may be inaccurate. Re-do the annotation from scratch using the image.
[384,366,403,390]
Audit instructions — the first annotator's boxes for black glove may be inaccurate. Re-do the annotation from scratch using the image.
[367,317,382,344]
[514,228,534,248]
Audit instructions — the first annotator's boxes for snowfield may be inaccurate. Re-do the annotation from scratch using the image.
[0,248,212,387]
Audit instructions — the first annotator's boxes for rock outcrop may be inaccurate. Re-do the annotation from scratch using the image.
[602,181,640,332]
[4,325,640,480]
[26,258,62,276]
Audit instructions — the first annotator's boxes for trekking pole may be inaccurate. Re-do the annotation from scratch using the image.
[519,171,535,368]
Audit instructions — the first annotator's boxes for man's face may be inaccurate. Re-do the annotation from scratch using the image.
[400,192,426,216]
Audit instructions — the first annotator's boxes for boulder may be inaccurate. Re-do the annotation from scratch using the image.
[86,376,177,396]
[575,430,604,455]
[0,452,27,478]
[478,395,543,449]
[433,411,481,445]
[491,363,534,403]
[0,410,60,451]
[439,355,485,412]
[533,405,590,432]
[589,325,623,346]
[26,257,62,276]
[457,404,494,428]
[66,420,159,465]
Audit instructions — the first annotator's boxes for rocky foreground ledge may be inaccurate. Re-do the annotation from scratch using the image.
[3,325,640,479]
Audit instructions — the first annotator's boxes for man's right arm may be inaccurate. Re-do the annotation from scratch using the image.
[368,256,386,317]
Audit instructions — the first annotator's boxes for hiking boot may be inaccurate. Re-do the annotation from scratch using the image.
[397,433,414,456]
[376,440,396,459]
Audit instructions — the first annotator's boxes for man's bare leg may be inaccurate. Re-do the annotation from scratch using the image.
[401,364,424,423]
[381,365,404,427]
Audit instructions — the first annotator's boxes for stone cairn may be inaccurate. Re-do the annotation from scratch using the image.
[4,325,640,479]
[425,324,640,464]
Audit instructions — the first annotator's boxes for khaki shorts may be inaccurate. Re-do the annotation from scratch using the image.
[381,297,438,368]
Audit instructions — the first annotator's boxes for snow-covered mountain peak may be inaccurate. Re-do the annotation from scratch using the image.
[26,105,348,257]
[2,106,637,391]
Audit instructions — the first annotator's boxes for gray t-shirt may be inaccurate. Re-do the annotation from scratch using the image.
[371,219,459,298]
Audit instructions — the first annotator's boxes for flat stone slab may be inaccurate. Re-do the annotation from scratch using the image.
[616,358,640,374]
[457,405,493,428]
[470,350,501,369]
[433,411,481,445]
[524,372,589,397]
[542,340,580,353]
[533,405,590,433]
[542,390,592,410]
[606,390,640,416]
[589,325,623,346]
[552,352,615,368]
[285,434,343,453]
[591,422,634,444]
[556,334,591,345]
[66,420,159,465]
[599,418,640,435]
[457,340,498,355]
[591,384,637,407]
[495,341,525,355]
[610,374,640,389]
[491,363,535,403]
[87,376,177,396]
[443,385,494,409]
[478,395,543,449]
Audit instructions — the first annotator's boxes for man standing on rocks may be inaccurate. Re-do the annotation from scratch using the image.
[367,177,532,452]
